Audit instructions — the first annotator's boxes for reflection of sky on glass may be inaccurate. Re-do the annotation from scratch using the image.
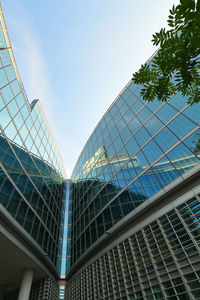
[2,0,179,176]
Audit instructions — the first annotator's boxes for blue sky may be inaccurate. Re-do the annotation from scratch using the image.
[2,0,179,177]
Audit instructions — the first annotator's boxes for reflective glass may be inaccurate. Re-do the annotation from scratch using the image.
[0,10,65,267]
[15,93,25,108]
[1,85,13,103]
[4,121,17,140]
[0,50,11,66]
[142,140,162,164]
[168,92,188,111]
[0,94,4,111]
[0,108,11,129]
[155,104,177,123]
[168,114,197,139]
[128,117,141,133]
[8,99,19,117]
[134,127,151,147]
[144,115,163,136]
[10,80,20,96]
[5,65,16,81]
[0,30,6,47]
[154,127,178,152]
[182,103,200,126]
[0,68,8,86]
[137,105,152,123]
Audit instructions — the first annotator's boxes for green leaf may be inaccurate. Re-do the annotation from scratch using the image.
[180,0,195,10]
[168,20,174,27]
[132,0,200,105]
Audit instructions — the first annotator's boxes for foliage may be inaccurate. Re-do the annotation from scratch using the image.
[132,0,200,104]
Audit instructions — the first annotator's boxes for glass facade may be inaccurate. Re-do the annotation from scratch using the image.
[1,1,200,299]
[71,78,200,264]
[0,4,65,267]
[57,180,72,277]
[67,42,200,299]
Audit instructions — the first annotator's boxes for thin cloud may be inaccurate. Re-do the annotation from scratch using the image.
[6,14,73,176]
[10,22,53,120]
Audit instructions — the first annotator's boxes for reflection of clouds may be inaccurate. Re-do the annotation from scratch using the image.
[127,118,140,131]
[123,110,134,123]
[116,118,126,130]
[0,109,11,129]
[4,122,17,140]
[144,116,162,135]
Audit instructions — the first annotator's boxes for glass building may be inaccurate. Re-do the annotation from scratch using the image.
[66,68,200,298]
[0,3,65,300]
[1,1,200,300]
[57,180,72,278]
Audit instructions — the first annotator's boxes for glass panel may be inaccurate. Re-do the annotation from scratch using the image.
[142,140,162,164]
[144,115,163,136]
[5,65,16,81]
[167,143,198,174]
[154,127,178,152]
[7,99,19,117]
[137,105,152,123]
[4,121,17,140]
[182,103,200,125]
[11,80,21,96]
[0,68,8,87]
[134,127,151,147]
[168,92,188,111]
[0,30,6,48]
[155,103,177,123]
[1,85,13,103]
[0,108,11,129]
[167,113,196,139]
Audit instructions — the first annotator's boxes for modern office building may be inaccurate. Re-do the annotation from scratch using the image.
[65,69,200,298]
[1,1,200,300]
[0,3,66,300]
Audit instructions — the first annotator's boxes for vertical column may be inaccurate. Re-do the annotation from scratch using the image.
[17,269,33,300]
[57,180,72,278]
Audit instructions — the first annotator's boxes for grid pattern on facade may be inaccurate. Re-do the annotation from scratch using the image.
[30,277,59,300]
[0,132,64,263]
[71,71,200,263]
[57,181,72,277]
[0,5,65,265]
[0,5,65,176]
[66,195,200,299]
[59,285,65,300]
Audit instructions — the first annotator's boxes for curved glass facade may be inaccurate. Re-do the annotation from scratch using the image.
[71,79,200,264]
[68,67,200,299]
[1,1,200,298]
[0,4,65,267]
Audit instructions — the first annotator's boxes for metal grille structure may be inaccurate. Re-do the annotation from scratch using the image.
[66,191,200,299]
